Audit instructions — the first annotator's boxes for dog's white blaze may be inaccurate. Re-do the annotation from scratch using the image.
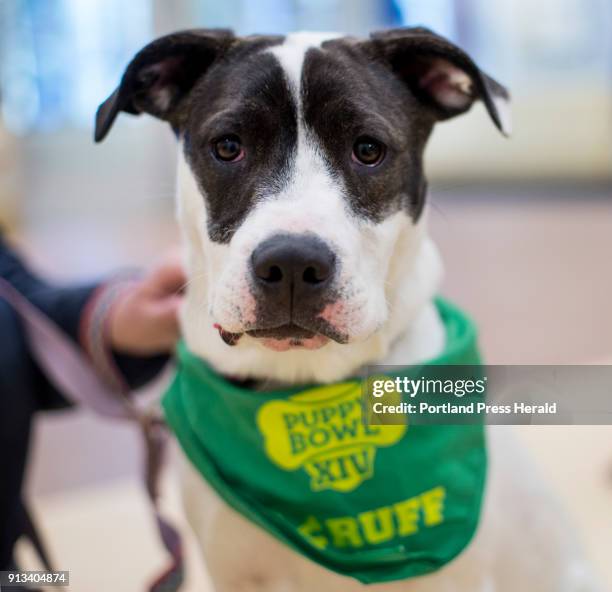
[265,32,392,340]
[268,31,341,92]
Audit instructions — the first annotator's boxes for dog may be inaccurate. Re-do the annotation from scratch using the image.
[95,28,600,592]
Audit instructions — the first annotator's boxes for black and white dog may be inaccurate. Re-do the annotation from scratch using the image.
[96,28,598,592]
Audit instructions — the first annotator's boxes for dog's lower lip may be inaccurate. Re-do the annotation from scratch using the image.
[246,324,315,340]
[213,323,243,346]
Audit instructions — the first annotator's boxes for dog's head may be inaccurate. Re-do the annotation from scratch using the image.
[96,28,509,382]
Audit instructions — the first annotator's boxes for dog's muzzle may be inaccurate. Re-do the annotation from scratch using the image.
[241,233,343,349]
[213,233,348,350]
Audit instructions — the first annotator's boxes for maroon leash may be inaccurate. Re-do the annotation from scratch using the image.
[0,277,184,592]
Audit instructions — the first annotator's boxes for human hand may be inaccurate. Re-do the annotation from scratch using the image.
[107,253,186,355]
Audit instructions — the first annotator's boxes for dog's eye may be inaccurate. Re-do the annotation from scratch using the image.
[213,135,244,162]
[352,136,385,167]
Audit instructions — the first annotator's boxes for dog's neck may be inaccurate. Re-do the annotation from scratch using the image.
[179,213,445,385]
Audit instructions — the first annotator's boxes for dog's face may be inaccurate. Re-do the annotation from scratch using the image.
[96,28,509,380]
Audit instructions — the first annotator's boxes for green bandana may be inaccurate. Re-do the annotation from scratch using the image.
[163,298,486,584]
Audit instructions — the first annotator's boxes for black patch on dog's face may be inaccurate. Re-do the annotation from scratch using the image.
[301,41,433,222]
[182,38,298,243]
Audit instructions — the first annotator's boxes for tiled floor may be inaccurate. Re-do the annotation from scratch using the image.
[5,129,611,589]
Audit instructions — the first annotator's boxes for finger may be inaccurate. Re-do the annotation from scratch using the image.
[148,256,187,296]
[154,294,184,328]
[151,295,183,345]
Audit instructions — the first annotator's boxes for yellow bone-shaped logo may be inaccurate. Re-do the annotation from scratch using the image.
[256,382,406,492]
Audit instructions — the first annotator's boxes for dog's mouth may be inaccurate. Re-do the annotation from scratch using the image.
[214,322,345,351]
[250,323,330,352]
[247,324,315,340]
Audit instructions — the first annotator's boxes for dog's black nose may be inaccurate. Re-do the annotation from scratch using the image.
[251,234,336,294]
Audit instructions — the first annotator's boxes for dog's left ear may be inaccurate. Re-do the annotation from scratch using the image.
[364,27,511,136]
[94,28,235,142]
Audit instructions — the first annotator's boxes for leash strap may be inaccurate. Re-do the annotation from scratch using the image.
[0,277,184,592]
[21,500,54,573]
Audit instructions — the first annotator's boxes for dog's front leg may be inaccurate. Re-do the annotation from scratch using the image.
[179,454,299,592]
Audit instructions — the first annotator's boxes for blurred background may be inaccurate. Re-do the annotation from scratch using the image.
[0,1,611,590]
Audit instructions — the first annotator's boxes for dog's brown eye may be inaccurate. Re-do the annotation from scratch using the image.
[213,135,244,162]
[352,136,385,166]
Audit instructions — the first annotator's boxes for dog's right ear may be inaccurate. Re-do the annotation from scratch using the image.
[94,29,235,142]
